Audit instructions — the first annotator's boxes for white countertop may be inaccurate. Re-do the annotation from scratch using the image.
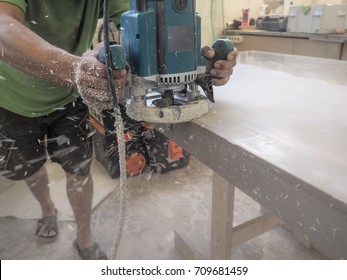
[198,51,347,204]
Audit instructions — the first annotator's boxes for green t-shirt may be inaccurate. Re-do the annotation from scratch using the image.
[0,0,129,117]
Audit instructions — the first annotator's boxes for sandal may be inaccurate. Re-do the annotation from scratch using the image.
[36,209,59,243]
[73,240,108,260]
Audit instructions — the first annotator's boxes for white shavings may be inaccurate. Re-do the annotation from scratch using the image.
[95,67,102,77]
[146,170,153,181]
[71,159,92,172]
[46,135,69,146]
[309,225,317,231]
[66,116,79,122]
[81,177,89,186]
[273,168,281,174]
[14,164,23,171]
[65,78,73,83]
[29,182,38,188]
[87,130,96,138]
[30,20,37,24]
[275,208,282,218]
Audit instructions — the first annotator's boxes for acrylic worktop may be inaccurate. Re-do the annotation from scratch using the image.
[203,51,347,204]
[157,51,347,259]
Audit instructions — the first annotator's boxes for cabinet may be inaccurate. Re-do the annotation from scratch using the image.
[225,30,347,60]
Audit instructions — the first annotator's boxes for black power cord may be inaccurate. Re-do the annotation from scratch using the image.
[103,0,118,109]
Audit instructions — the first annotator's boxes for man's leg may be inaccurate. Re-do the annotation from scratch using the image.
[24,165,57,238]
[66,172,94,250]
[46,98,106,258]
[0,107,55,238]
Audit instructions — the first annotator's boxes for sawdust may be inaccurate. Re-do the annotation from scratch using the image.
[126,98,209,123]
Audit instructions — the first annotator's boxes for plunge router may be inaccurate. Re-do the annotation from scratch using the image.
[118,0,234,123]
[91,0,234,177]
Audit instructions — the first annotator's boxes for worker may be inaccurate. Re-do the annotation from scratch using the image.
[0,0,238,260]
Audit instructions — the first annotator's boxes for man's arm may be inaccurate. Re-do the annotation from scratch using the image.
[0,2,127,110]
[0,2,79,87]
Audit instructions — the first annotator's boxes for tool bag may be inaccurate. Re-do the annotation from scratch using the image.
[91,104,190,178]
[141,124,190,174]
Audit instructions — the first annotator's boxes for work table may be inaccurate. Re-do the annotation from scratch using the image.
[156,51,347,259]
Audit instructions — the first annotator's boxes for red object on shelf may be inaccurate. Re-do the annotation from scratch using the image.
[242,8,250,26]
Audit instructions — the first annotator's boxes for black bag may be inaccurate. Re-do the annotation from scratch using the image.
[91,105,190,178]
[142,128,190,174]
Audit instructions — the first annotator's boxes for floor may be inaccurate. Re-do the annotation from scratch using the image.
[0,156,326,260]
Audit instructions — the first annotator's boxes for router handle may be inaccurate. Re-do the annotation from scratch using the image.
[98,43,127,69]
[206,39,234,76]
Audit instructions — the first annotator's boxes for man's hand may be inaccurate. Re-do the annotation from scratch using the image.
[75,43,127,110]
[201,46,238,86]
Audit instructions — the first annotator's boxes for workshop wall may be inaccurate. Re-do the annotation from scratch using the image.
[197,0,347,46]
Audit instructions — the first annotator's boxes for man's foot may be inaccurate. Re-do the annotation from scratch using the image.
[73,240,108,260]
[36,209,59,243]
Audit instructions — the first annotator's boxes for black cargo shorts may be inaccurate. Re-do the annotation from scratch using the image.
[0,98,94,180]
